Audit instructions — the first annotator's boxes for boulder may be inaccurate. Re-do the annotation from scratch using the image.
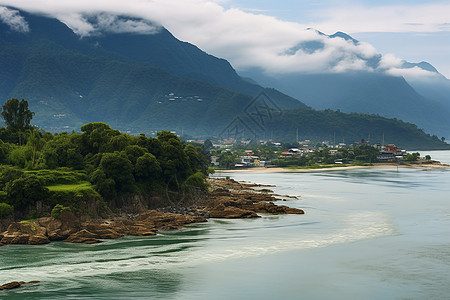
[84,224,124,239]
[208,204,259,219]
[28,235,51,245]
[38,210,81,241]
[250,202,304,214]
[126,224,157,236]
[0,281,40,290]
[135,210,207,230]
[0,221,50,245]
[0,281,23,290]
[10,234,30,244]
[64,229,102,244]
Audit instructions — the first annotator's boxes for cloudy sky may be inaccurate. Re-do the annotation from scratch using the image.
[0,0,449,78]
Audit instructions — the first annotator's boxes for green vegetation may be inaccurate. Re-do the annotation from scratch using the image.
[405,152,420,161]
[1,98,34,133]
[51,204,72,219]
[273,145,379,168]
[266,108,450,150]
[0,99,211,219]
[2,12,448,151]
[46,182,94,193]
[0,202,13,219]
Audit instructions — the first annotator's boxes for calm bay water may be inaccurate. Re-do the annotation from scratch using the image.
[1,151,450,299]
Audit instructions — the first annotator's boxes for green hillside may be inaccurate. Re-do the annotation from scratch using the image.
[265,108,449,150]
[0,7,449,149]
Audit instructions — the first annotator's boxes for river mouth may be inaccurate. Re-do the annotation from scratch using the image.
[1,163,450,299]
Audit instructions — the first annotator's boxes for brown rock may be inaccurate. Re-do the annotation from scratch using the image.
[85,224,124,239]
[10,234,30,244]
[38,211,81,241]
[0,221,51,245]
[283,207,305,214]
[64,229,102,244]
[0,281,23,290]
[250,202,304,214]
[208,204,259,219]
[212,187,231,196]
[28,235,51,245]
[1,233,19,244]
[135,210,207,231]
[126,225,157,236]
[0,281,41,290]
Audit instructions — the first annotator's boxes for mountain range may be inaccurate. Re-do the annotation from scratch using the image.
[240,31,450,141]
[0,6,448,149]
[0,8,305,134]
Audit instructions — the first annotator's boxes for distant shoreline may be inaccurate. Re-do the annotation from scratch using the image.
[216,163,450,173]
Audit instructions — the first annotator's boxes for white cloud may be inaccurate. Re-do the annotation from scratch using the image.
[56,13,161,37]
[0,0,447,78]
[386,66,440,81]
[56,13,95,37]
[378,53,403,70]
[0,6,29,32]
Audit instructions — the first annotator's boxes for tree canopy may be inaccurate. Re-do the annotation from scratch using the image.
[1,99,34,132]
[0,116,211,217]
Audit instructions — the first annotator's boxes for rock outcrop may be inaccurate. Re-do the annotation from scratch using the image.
[206,178,304,218]
[0,281,40,290]
[208,204,260,218]
[0,178,304,245]
[0,210,207,245]
[38,210,81,241]
[0,221,50,245]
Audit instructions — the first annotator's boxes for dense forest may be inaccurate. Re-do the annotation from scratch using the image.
[0,99,210,222]
[265,108,450,150]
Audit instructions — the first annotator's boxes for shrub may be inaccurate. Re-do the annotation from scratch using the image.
[5,175,49,209]
[0,202,13,219]
[405,152,420,161]
[0,140,11,163]
[135,153,161,180]
[51,204,72,219]
[99,152,134,192]
[183,172,208,192]
[0,166,24,189]
[90,169,116,197]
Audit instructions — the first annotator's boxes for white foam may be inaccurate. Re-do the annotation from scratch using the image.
[1,212,397,283]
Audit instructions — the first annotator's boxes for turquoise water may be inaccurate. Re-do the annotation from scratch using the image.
[1,151,450,299]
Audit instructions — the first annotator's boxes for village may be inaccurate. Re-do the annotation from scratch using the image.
[196,138,428,169]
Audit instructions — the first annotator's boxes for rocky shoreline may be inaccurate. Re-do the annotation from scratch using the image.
[0,178,304,247]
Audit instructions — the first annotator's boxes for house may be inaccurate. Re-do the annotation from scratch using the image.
[382,144,407,157]
[329,150,339,156]
[384,144,399,153]
[376,153,396,161]
[210,156,220,166]
[240,155,260,166]
[281,148,301,156]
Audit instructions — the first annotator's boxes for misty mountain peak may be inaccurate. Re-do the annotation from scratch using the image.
[0,6,29,33]
[63,13,162,37]
[402,61,439,74]
[329,31,359,45]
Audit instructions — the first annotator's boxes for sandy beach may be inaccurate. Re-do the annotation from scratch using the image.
[217,163,450,173]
